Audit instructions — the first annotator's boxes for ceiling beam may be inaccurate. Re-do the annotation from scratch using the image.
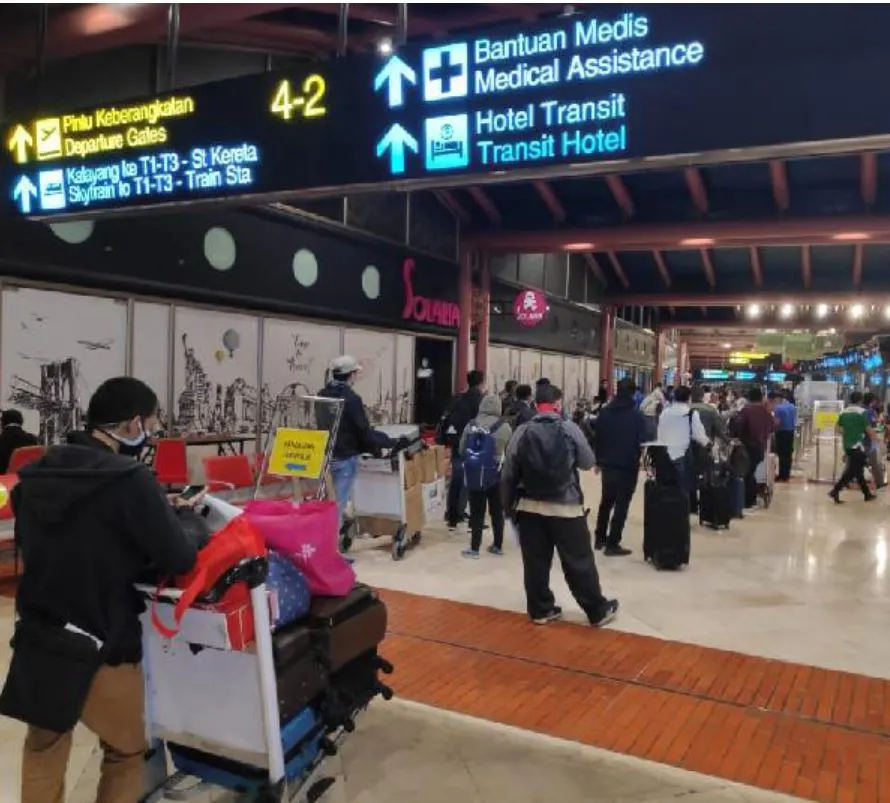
[190,20,337,52]
[467,186,501,227]
[605,292,890,306]
[0,4,295,67]
[532,181,567,225]
[853,242,863,289]
[769,160,790,212]
[749,246,764,288]
[582,253,608,287]
[466,216,890,252]
[684,168,709,215]
[652,250,672,288]
[861,153,878,208]
[606,252,630,289]
[432,189,470,226]
[700,249,716,289]
[801,245,811,290]
[605,175,635,219]
[700,306,708,316]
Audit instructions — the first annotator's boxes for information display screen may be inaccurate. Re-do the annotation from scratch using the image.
[5,5,890,217]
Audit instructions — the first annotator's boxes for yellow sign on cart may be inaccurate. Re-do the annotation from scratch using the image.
[814,410,840,432]
[268,428,329,479]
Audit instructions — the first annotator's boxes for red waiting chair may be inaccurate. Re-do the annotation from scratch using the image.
[153,438,190,487]
[8,446,45,474]
[202,455,255,495]
[0,473,21,577]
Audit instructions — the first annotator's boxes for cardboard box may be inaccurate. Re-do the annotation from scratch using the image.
[155,593,255,651]
[421,478,447,522]
[433,444,449,477]
[403,456,419,489]
[356,483,424,537]
[420,448,438,483]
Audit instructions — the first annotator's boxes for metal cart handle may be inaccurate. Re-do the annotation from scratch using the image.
[197,556,269,605]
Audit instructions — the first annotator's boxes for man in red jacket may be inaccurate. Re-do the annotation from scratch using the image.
[731,387,776,508]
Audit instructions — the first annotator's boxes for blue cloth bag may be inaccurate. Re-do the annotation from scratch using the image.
[267,549,311,629]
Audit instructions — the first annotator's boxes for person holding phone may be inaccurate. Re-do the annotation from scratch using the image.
[1,377,197,803]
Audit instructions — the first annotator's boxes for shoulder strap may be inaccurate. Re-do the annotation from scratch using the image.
[490,418,506,434]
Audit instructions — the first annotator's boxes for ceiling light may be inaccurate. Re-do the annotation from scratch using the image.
[883,306,890,319]
[564,242,595,251]
[832,232,870,241]
[779,303,794,319]
[722,342,732,349]
[377,38,393,55]
[746,303,761,319]
[815,303,829,319]
[850,303,865,319]
[680,237,715,246]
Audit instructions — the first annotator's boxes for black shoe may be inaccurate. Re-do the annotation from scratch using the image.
[591,600,619,628]
[531,606,563,626]
[829,491,843,504]
[594,538,605,551]
[865,494,877,502]
[604,545,632,557]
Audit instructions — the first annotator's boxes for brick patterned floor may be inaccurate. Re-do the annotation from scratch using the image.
[379,589,890,803]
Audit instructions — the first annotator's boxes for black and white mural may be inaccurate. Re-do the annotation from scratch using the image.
[343,329,396,425]
[488,346,512,398]
[541,353,565,389]
[262,318,341,409]
[1,286,127,443]
[132,301,170,428]
[519,350,543,388]
[172,307,260,436]
[394,335,414,425]
[564,357,585,411]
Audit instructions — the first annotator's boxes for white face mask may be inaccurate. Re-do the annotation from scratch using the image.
[104,420,148,457]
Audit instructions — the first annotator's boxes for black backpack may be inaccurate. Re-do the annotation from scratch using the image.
[518,416,575,501]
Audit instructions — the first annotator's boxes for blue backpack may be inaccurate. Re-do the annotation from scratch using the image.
[463,419,505,491]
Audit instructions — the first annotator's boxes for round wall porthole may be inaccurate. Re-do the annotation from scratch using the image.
[362,265,381,299]
[292,248,319,287]
[49,221,95,244]
[203,227,236,271]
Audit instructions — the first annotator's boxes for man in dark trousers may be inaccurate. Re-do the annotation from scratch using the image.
[769,390,797,482]
[1,377,197,803]
[592,378,647,557]
[731,387,777,508]
[502,384,619,627]
[0,409,39,473]
[442,370,486,530]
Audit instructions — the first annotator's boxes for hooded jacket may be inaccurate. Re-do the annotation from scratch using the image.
[458,395,513,460]
[593,394,648,471]
[318,380,395,459]
[12,432,196,665]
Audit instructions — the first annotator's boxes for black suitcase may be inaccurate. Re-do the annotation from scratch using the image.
[305,584,388,672]
[272,625,329,724]
[699,481,732,530]
[643,479,690,570]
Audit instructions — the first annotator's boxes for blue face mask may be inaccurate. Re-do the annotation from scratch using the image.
[106,420,148,458]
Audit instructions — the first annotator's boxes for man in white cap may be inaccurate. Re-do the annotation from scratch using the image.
[319,356,400,533]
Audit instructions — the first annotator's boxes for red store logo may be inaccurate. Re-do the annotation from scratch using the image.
[401,258,460,328]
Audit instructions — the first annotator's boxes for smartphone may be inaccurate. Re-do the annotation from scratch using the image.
[178,484,206,501]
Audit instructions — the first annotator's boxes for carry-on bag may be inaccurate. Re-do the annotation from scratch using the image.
[305,584,388,672]
[730,476,745,518]
[272,625,329,723]
[698,480,732,530]
[643,478,690,570]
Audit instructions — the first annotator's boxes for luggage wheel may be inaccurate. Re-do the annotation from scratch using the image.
[156,772,211,801]
[391,525,408,560]
[339,518,356,553]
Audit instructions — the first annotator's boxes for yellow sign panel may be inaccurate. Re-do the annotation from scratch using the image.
[814,410,840,432]
[268,428,329,479]
[0,483,8,510]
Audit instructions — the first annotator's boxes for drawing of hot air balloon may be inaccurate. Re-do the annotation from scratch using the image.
[222,329,240,357]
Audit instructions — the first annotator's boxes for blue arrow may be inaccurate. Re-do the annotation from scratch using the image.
[376,124,418,175]
[12,175,37,214]
[373,55,416,109]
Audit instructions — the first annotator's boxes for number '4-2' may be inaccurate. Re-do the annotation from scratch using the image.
[270,75,327,121]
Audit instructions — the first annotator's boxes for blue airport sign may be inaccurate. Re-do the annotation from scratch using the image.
[6,6,890,217]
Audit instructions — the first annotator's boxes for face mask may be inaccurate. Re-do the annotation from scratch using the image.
[107,420,148,458]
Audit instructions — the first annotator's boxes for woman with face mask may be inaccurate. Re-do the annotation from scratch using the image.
[1,376,197,803]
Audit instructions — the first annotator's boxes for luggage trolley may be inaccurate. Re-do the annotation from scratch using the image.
[140,393,393,803]
[342,424,425,561]
[754,440,776,508]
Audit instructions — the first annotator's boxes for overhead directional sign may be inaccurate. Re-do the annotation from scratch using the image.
[6,6,890,218]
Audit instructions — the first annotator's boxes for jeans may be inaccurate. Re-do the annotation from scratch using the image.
[833,448,871,498]
[330,456,359,529]
[594,468,637,547]
[22,664,146,803]
[468,484,505,551]
[775,430,794,480]
[446,455,465,528]
[516,512,609,623]
[743,443,765,508]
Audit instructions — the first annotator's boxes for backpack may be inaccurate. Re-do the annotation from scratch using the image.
[518,416,575,501]
[463,419,505,490]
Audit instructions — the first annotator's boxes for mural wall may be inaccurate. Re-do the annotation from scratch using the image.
[564,357,585,412]
[343,329,396,425]
[262,318,340,404]
[519,350,543,387]
[541,352,565,389]
[1,287,127,442]
[487,346,512,397]
[394,335,414,425]
[132,302,170,427]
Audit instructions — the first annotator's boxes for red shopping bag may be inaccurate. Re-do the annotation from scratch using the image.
[245,499,355,597]
[151,515,266,639]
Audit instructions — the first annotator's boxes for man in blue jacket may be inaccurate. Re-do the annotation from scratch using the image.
[592,378,648,556]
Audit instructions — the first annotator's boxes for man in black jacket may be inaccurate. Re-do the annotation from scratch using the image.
[592,378,648,556]
[506,384,535,429]
[443,370,486,530]
[0,408,39,472]
[2,377,197,803]
[319,355,398,530]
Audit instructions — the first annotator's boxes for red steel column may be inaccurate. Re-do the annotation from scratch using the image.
[474,252,490,378]
[678,340,689,385]
[600,305,615,395]
[654,328,666,384]
[456,249,473,392]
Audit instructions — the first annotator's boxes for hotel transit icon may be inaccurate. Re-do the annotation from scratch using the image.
[424,114,469,171]
[373,55,417,109]
[422,43,469,102]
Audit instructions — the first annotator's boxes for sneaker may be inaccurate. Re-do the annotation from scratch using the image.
[486,545,503,556]
[531,607,563,626]
[591,599,619,628]
[604,545,632,557]
[461,548,480,559]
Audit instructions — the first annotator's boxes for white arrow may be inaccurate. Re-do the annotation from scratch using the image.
[376,123,418,175]
[373,55,416,109]
[12,175,37,214]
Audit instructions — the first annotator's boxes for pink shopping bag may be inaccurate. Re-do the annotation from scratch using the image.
[244,500,355,597]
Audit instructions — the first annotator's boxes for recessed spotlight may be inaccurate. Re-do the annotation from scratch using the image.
[832,232,870,241]
[850,303,865,319]
[378,38,393,55]
[681,237,715,246]
[780,303,794,319]
[746,304,761,319]
[883,306,890,320]
[815,303,829,319]
[564,243,595,251]
[722,342,732,349]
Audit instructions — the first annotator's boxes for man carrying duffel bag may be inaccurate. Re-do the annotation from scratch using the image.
[0,377,198,803]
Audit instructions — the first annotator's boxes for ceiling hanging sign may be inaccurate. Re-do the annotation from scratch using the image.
[6,7,890,218]
[513,288,548,327]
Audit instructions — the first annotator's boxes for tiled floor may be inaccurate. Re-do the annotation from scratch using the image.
[1,468,887,802]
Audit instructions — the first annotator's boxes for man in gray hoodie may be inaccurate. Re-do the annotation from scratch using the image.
[459,394,513,557]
